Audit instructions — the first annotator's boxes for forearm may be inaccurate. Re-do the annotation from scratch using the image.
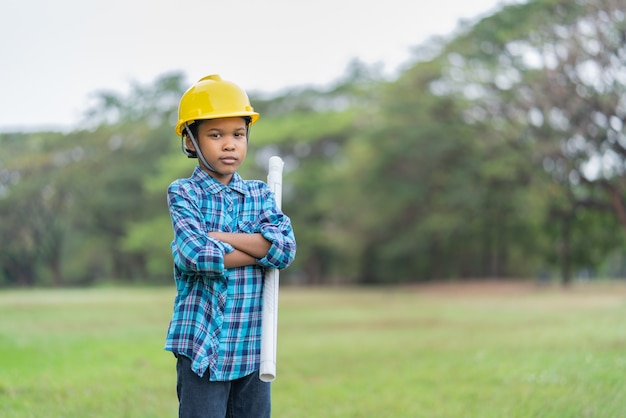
[223,249,258,268]
[209,232,271,259]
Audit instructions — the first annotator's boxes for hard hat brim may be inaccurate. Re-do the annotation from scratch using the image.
[175,111,259,136]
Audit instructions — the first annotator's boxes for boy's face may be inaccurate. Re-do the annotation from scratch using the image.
[186,117,248,184]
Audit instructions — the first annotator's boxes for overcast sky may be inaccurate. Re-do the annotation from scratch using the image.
[0,0,509,132]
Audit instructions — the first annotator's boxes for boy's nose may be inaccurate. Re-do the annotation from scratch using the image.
[223,137,236,149]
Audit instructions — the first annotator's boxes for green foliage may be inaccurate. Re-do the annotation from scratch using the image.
[1,0,625,286]
[0,75,187,286]
[436,0,626,283]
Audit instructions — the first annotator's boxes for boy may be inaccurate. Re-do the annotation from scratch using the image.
[164,74,296,418]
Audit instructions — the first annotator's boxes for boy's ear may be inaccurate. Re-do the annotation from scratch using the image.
[185,135,196,152]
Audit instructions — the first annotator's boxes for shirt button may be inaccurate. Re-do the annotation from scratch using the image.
[228,206,234,212]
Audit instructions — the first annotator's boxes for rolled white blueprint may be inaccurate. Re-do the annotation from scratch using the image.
[260,156,284,382]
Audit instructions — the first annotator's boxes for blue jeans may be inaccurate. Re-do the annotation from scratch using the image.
[176,355,271,418]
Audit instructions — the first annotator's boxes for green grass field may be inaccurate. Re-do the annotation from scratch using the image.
[1,281,625,417]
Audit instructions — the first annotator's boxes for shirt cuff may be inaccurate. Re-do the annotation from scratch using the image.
[208,236,235,255]
[222,242,235,254]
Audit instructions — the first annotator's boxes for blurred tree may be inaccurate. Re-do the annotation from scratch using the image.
[334,59,550,283]
[2,3,625,287]
[248,71,381,284]
[0,73,187,286]
[0,131,83,285]
[83,73,186,281]
[432,0,626,283]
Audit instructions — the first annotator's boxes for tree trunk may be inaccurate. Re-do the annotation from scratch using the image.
[560,215,573,287]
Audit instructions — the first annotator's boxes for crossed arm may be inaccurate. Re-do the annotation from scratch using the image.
[208,232,271,268]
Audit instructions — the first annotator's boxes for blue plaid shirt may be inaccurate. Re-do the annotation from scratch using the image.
[164,166,296,381]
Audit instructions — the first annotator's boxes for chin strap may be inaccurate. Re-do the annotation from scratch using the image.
[183,123,216,172]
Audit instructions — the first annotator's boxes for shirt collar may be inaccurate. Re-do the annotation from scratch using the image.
[191,165,248,196]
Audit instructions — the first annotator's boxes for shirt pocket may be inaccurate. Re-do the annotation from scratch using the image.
[237,219,260,234]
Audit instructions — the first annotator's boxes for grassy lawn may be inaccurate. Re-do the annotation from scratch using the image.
[1,281,625,417]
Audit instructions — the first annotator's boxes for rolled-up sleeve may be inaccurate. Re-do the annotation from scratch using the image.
[255,190,297,269]
[168,182,234,276]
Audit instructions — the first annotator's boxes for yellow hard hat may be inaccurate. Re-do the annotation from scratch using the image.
[175,74,259,136]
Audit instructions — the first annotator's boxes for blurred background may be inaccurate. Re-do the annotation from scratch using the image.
[1,0,625,288]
